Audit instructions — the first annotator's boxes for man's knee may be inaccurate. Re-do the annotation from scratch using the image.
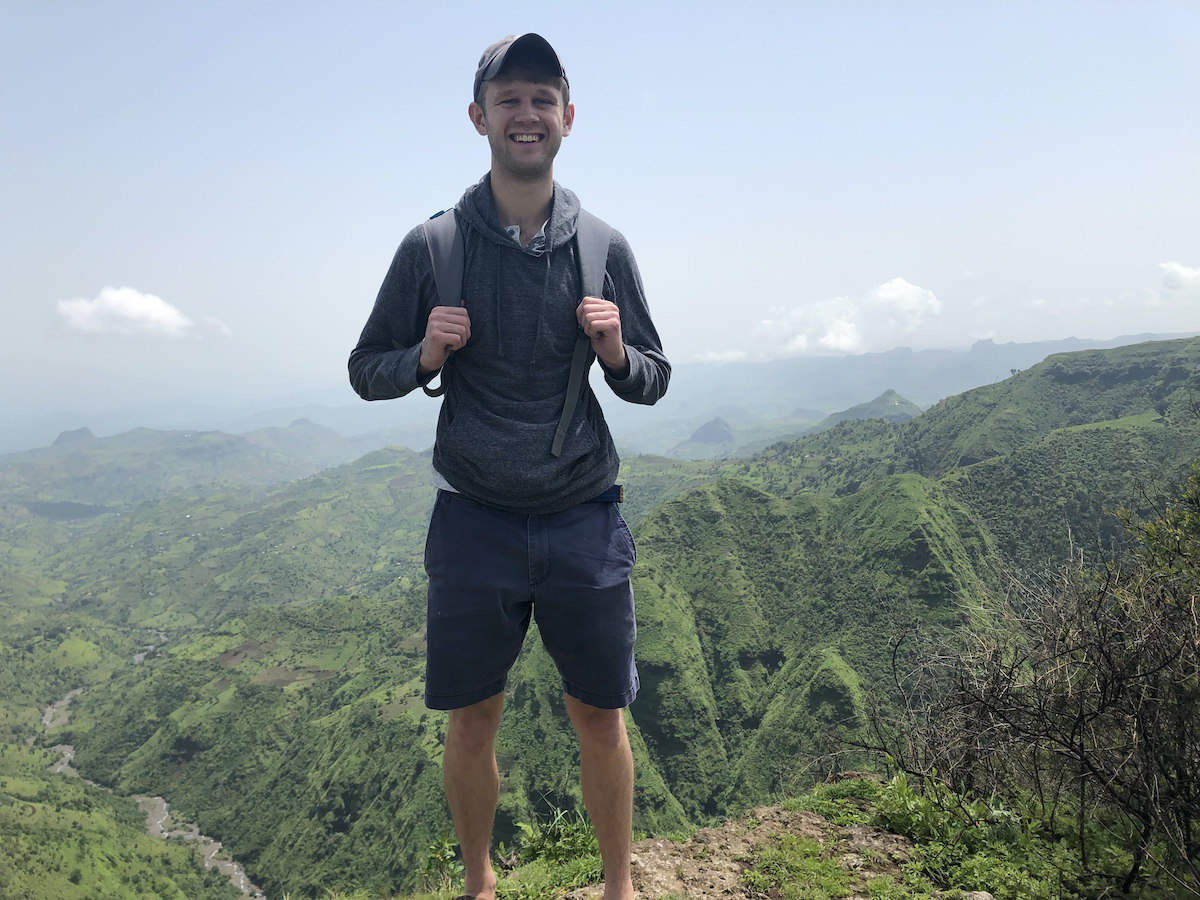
[447,694,504,754]
[564,695,627,750]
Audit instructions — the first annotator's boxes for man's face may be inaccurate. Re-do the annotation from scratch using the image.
[469,76,574,181]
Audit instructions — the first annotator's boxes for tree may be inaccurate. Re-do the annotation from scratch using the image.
[861,463,1200,894]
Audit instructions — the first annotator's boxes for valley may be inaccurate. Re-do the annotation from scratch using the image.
[1,336,1197,898]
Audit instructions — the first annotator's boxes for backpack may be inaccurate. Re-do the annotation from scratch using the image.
[420,208,613,458]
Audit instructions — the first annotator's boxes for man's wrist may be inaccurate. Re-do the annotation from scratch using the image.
[599,346,630,380]
[417,340,441,378]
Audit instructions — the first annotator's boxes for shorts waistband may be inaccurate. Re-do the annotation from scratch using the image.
[586,484,624,504]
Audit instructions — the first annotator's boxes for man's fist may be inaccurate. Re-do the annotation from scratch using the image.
[576,296,628,377]
[418,306,472,375]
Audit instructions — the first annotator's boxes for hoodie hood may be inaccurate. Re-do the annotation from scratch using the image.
[456,173,581,255]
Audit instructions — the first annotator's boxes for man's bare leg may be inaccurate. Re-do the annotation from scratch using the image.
[564,694,635,900]
[443,693,505,900]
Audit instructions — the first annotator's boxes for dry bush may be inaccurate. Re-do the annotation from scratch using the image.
[858,464,1200,894]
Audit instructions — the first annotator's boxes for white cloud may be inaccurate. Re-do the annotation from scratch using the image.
[1160,261,1200,290]
[696,277,938,362]
[694,349,748,363]
[817,317,864,352]
[756,297,865,357]
[56,286,230,338]
[867,278,942,330]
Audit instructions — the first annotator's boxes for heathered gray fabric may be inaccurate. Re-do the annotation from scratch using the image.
[348,174,670,514]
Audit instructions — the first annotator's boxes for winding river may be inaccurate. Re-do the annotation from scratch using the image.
[40,632,266,899]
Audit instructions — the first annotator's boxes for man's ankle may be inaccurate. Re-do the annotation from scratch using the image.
[463,866,497,900]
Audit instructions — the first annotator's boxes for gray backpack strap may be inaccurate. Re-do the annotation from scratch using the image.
[420,210,464,398]
[552,209,613,457]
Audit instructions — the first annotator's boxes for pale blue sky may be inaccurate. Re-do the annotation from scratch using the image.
[2,1,1197,417]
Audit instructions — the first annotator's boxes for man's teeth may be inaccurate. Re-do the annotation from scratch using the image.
[513,135,541,142]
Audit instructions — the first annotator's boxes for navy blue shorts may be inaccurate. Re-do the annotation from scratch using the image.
[423,490,639,711]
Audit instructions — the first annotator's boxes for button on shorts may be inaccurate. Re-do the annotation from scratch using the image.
[423,490,639,711]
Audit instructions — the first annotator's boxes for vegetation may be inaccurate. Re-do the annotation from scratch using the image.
[0,337,1196,897]
[858,464,1200,896]
[0,743,239,900]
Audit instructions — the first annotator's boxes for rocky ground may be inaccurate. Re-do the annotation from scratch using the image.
[561,805,992,900]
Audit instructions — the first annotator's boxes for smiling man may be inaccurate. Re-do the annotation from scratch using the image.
[348,33,669,900]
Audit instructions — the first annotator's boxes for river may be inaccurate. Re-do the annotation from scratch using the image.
[40,631,266,899]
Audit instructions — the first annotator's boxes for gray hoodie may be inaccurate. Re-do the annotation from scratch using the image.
[348,175,670,514]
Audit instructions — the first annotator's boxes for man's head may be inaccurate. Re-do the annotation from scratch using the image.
[469,34,574,182]
[473,33,569,108]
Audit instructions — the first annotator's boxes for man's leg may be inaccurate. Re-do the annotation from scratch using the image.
[564,694,635,900]
[443,693,505,899]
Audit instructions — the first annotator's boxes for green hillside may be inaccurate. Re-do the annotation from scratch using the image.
[57,595,688,897]
[741,337,1199,491]
[0,744,239,900]
[814,388,922,428]
[630,473,998,818]
[0,428,319,508]
[735,337,1200,563]
[2,338,1197,898]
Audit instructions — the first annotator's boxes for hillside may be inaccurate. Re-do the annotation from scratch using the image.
[814,389,921,428]
[735,337,1200,565]
[2,337,1197,897]
[0,745,240,900]
[0,427,319,508]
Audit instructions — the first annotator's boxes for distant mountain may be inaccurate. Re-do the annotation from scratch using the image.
[4,333,1193,455]
[816,389,921,428]
[0,427,320,507]
[603,331,1199,454]
[729,390,921,458]
[239,418,362,469]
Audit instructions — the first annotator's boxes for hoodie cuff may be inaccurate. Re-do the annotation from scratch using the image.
[602,344,640,390]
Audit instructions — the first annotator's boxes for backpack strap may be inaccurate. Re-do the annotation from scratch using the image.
[552,209,613,457]
[420,209,464,398]
[421,206,613,458]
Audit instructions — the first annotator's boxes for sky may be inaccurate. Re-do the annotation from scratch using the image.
[2,1,1198,420]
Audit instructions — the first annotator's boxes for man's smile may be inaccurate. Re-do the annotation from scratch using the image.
[511,134,543,142]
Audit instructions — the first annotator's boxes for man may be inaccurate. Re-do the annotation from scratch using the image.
[348,33,669,900]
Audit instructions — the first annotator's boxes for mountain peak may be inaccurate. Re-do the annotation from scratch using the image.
[52,426,96,446]
[689,417,735,444]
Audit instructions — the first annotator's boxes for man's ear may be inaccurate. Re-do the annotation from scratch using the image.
[468,100,488,135]
[561,101,575,137]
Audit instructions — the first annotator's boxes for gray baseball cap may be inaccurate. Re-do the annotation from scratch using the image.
[473,33,568,102]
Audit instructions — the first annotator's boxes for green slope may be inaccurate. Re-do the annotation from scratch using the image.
[741,336,1200,495]
[630,473,999,817]
[5,338,1197,897]
[61,595,688,897]
[0,744,239,900]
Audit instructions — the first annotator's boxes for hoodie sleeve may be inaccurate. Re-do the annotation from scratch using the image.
[600,229,671,405]
[347,227,441,401]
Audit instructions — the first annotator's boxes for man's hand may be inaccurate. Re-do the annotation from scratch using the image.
[576,297,628,378]
[418,306,472,376]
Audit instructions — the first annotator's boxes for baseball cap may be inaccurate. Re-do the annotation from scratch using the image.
[473,33,568,102]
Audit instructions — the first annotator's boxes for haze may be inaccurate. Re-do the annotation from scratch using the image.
[2,1,1197,425]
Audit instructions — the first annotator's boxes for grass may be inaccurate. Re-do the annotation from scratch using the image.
[742,833,850,900]
[783,776,882,825]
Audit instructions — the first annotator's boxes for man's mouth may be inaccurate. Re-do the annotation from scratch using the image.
[511,134,543,143]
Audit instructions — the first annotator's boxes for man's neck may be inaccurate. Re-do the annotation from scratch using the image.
[490,166,554,246]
